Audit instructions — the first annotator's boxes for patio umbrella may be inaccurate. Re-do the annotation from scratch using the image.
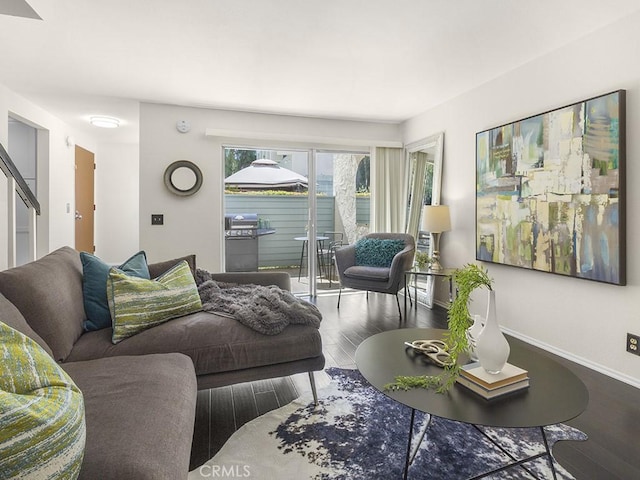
[225,159,308,190]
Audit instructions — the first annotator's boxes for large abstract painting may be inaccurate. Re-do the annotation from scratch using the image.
[476,90,625,285]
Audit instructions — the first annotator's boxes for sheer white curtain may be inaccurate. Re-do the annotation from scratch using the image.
[405,151,429,240]
[371,147,407,233]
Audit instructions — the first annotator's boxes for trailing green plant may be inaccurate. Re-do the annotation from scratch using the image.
[384,374,442,391]
[384,263,493,393]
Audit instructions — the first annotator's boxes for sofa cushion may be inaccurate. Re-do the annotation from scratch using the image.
[61,354,196,480]
[0,246,85,361]
[344,265,390,282]
[65,311,323,377]
[355,238,405,267]
[148,254,196,279]
[108,261,203,344]
[0,292,54,357]
[0,322,86,479]
[81,250,150,332]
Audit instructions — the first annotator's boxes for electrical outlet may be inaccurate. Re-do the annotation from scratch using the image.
[627,333,640,356]
[151,214,164,225]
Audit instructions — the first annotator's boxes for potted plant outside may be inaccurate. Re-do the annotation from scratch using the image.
[414,251,432,271]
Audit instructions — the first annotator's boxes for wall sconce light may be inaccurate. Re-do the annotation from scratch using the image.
[421,205,451,272]
[90,116,120,128]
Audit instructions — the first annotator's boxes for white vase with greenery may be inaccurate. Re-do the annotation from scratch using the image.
[384,263,494,393]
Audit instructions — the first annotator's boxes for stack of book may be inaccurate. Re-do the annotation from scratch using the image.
[456,362,529,399]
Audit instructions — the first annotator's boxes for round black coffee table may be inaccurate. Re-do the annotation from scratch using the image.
[355,328,588,479]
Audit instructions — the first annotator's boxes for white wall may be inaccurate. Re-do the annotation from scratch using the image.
[0,83,99,267]
[0,80,139,268]
[139,103,402,271]
[403,11,640,386]
[94,142,139,262]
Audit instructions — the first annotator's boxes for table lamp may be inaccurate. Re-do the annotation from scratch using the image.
[421,205,451,272]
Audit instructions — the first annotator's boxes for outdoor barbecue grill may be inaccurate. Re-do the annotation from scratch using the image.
[224,213,275,272]
[225,213,258,272]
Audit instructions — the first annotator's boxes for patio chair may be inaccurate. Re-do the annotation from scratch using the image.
[319,232,345,287]
[334,233,415,318]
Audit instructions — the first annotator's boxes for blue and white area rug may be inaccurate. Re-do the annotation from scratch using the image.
[189,368,587,479]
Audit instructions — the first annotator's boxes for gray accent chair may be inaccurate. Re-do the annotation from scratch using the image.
[334,233,415,318]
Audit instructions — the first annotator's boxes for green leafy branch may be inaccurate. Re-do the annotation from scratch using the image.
[384,374,443,392]
[448,263,493,334]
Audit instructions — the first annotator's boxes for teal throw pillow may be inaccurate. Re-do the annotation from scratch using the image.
[0,321,86,479]
[108,260,202,344]
[81,251,150,332]
[355,238,405,268]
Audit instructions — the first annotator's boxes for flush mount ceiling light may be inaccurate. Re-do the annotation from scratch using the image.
[89,116,120,128]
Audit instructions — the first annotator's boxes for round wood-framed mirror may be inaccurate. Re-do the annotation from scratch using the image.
[164,160,203,196]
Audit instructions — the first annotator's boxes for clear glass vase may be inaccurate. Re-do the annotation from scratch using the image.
[475,290,510,374]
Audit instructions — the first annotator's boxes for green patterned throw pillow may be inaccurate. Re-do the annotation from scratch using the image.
[355,238,406,268]
[108,260,202,344]
[0,321,86,479]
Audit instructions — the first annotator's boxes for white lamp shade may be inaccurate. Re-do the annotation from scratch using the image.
[421,205,451,233]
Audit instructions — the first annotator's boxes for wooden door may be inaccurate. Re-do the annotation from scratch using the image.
[74,146,95,253]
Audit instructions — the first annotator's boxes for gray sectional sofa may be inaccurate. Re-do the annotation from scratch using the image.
[0,246,325,479]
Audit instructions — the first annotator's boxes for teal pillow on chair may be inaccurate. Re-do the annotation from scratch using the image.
[0,321,86,479]
[355,238,405,268]
[108,260,202,344]
[81,251,150,332]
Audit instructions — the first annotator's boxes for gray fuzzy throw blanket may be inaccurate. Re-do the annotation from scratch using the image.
[195,269,322,335]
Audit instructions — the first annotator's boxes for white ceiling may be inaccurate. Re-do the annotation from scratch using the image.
[1,0,639,144]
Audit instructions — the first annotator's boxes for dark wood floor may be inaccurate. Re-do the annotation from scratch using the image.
[190,291,640,479]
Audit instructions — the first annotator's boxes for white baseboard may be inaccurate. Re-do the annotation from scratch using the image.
[433,299,450,310]
[502,327,640,390]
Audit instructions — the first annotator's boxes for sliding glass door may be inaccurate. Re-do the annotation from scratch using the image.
[223,146,370,297]
[224,147,312,295]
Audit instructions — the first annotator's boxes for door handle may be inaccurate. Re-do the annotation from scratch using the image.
[75,211,83,220]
